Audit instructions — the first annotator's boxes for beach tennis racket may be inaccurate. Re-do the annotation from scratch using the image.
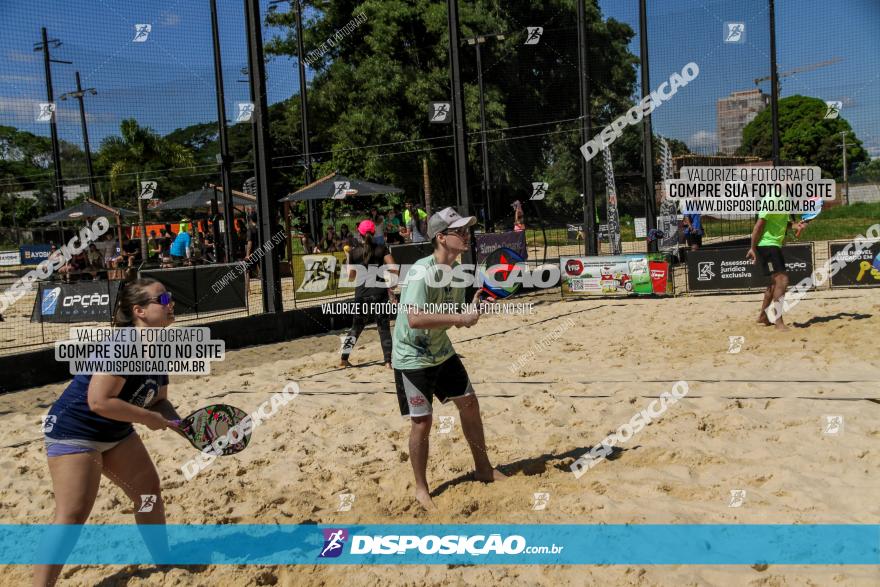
[478,247,527,301]
[801,196,823,222]
[793,197,823,238]
[170,404,251,456]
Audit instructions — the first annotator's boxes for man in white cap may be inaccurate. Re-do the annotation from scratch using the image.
[391,206,506,510]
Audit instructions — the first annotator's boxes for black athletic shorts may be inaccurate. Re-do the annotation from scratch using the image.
[394,354,474,418]
[756,245,786,276]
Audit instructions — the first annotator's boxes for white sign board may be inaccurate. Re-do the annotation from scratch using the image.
[0,250,21,266]
[634,217,647,238]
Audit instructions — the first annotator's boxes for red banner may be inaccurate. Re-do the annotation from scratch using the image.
[649,261,669,294]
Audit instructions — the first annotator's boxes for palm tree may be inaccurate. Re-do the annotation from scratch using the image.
[98,119,195,256]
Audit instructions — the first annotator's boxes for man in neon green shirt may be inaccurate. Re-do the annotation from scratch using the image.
[746,189,807,330]
[392,206,506,510]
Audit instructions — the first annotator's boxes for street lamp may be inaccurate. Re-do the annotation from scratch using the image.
[59,72,98,201]
[463,33,504,229]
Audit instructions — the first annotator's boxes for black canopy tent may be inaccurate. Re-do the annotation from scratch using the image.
[152,186,256,211]
[33,198,135,249]
[279,172,404,202]
[150,186,256,263]
[279,172,404,259]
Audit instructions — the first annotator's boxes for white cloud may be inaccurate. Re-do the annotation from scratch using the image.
[688,130,718,153]
[0,96,110,124]
[6,50,38,63]
[0,74,40,83]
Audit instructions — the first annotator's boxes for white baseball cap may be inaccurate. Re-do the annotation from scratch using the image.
[427,207,476,239]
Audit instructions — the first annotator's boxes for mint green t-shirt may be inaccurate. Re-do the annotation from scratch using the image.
[392,255,465,370]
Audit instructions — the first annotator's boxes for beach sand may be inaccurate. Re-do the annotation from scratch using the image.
[1,288,878,585]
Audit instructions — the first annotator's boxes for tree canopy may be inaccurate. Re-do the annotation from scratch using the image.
[737,95,868,178]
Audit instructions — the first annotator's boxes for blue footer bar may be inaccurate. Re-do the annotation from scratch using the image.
[2,524,878,565]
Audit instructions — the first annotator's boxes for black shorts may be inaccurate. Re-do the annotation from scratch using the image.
[685,233,703,247]
[756,245,786,276]
[394,354,474,418]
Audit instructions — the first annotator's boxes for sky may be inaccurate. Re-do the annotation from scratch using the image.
[598,0,880,157]
[1,0,878,162]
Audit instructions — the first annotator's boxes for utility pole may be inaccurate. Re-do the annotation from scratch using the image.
[269,0,319,243]
[638,0,657,252]
[244,0,283,313]
[294,0,319,243]
[464,33,504,229]
[59,72,97,200]
[768,0,781,166]
[576,0,597,256]
[34,28,72,213]
[446,0,471,218]
[210,0,236,262]
[841,131,849,206]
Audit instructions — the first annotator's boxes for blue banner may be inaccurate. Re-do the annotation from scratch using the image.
[19,244,53,266]
[2,524,877,565]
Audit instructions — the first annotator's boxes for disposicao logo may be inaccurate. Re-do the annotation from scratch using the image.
[319,528,348,558]
[42,287,62,315]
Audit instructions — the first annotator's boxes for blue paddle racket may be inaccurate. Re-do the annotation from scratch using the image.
[478,247,527,300]
[801,197,823,222]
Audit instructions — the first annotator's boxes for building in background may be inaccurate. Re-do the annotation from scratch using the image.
[7,184,89,203]
[716,89,769,155]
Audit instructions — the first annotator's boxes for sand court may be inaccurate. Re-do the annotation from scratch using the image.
[1,288,878,585]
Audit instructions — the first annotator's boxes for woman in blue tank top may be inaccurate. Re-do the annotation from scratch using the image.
[34,278,181,587]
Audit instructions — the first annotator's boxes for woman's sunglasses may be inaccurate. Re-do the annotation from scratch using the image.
[147,292,174,306]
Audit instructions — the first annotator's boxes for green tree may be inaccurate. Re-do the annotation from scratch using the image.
[264,0,641,223]
[737,95,868,179]
[97,119,195,253]
[851,158,880,183]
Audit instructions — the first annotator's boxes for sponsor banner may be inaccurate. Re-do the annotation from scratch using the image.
[474,231,527,264]
[296,254,338,293]
[19,244,53,266]
[687,244,813,291]
[0,250,21,266]
[648,261,669,294]
[560,254,666,296]
[0,524,875,565]
[31,281,121,323]
[141,264,247,315]
[829,242,880,287]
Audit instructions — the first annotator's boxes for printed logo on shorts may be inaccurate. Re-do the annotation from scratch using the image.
[41,415,57,433]
[408,395,426,407]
